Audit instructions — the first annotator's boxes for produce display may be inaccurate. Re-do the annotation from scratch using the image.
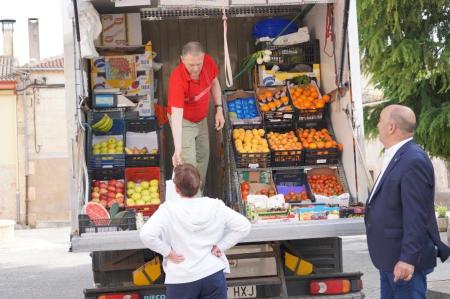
[233,128,270,153]
[297,128,342,152]
[307,174,344,197]
[257,89,293,113]
[227,97,259,119]
[125,147,158,155]
[93,136,124,155]
[288,83,330,110]
[91,114,114,132]
[91,179,125,208]
[283,190,309,202]
[125,179,161,206]
[267,131,302,151]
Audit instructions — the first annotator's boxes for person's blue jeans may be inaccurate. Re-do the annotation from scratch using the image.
[166,270,227,299]
[380,269,432,299]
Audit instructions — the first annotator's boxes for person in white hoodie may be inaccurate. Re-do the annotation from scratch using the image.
[140,163,251,299]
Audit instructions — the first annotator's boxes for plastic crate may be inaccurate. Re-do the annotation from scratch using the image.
[256,40,320,70]
[232,125,270,169]
[255,86,295,129]
[273,170,313,203]
[125,167,161,216]
[89,168,125,208]
[297,121,341,165]
[78,210,136,234]
[125,119,160,167]
[288,80,326,122]
[266,127,303,167]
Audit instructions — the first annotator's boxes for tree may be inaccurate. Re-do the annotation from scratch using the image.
[357,0,450,161]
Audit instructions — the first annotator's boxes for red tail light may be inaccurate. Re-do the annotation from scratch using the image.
[98,293,140,299]
[310,279,351,295]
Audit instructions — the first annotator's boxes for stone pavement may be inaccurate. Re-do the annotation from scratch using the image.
[0,227,448,299]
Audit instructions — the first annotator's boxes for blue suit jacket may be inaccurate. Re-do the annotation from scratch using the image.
[365,140,450,271]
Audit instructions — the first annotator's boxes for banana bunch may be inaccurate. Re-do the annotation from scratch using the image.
[91,114,113,132]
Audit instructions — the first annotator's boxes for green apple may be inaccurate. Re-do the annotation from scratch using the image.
[108,137,117,144]
[141,181,150,189]
[108,149,115,154]
[151,198,161,204]
[126,189,135,197]
[93,149,101,155]
[135,185,143,193]
[132,193,141,200]
[136,199,146,205]
[126,198,135,206]
[100,141,108,147]
[150,192,159,200]
[117,140,123,147]
[142,195,151,202]
[93,143,101,150]
[149,186,158,194]
[150,179,159,187]
[108,143,116,149]
[141,190,150,196]
[115,148,123,154]
[100,148,108,154]
[127,181,136,189]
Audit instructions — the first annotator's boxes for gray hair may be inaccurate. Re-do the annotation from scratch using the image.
[181,41,204,57]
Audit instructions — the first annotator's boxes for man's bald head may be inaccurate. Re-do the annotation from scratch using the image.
[377,104,416,147]
[385,105,416,134]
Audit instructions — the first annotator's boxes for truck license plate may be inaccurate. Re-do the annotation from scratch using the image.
[227,285,257,298]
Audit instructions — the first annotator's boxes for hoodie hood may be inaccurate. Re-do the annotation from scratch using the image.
[164,197,224,232]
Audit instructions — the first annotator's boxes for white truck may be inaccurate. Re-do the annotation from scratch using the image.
[63,0,371,298]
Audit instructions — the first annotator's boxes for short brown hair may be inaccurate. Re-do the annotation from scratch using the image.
[173,164,201,197]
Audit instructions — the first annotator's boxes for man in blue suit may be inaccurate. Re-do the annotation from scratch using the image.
[365,105,450,299]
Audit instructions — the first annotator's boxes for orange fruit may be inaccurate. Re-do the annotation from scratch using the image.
[280,96,289,105]
[264,91,273,98]
[322,94,331,103]
[257,94,266,101]
[260,104,269,112]
[268,102,276,111]
[309,143,317,149]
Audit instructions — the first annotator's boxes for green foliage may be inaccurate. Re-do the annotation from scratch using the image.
[436,204,448,218]
[358,0,450,161]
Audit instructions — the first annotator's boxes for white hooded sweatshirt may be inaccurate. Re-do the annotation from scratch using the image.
[140,197,251,284]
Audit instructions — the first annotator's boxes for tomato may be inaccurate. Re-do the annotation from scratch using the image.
[241,182,250,192]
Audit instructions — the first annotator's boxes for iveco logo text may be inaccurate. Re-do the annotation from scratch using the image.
[143,295,166,299]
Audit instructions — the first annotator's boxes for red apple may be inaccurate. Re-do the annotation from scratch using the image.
[100,194,108,201]
[91,192,100,199]
[92,187,100,193]
[116,192,124,199]
[100,200,107,208]
[107,186,116,192]
[108,179,116,186]
[116,181,124,189]
[99,188,108,195]
[107,191,116,198]
[92,180,100,187]
[116,197,124,204]
[99,183,108,189]
[116,187,124,194]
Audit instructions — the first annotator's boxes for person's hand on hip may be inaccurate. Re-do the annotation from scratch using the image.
[167,250,185,263]
[215,109,225,130]
[393,261,415,282]
[172,150,183,167]
[211,245,222,257]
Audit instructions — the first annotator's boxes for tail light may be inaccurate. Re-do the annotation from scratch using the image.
[310,279,351,295]
[98,293,139,299]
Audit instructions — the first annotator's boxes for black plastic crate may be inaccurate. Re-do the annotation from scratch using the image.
[297,121,341,165]
[78,210,136,234]
[125,119,160,167]
[273,170,313,202]
[266,128,303,167]
[255,86,295,129]
[232,125,270,169]
[287,80,326,122]
[256,40,320,70]
[90,168,124,180]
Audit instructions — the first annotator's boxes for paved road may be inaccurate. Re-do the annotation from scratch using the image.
[0,227,449,299]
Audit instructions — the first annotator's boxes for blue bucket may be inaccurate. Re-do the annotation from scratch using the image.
[252,18,298,39]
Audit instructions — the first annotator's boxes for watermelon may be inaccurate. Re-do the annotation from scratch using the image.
[85,202,110,226]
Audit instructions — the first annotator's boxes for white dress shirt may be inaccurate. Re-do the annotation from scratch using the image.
[368,137,413,202]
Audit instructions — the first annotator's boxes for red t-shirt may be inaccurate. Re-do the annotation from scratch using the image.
[168,54,219,123]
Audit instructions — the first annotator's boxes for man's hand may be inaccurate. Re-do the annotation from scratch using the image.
[215,109,225,131]
[393,261,415,282]
[211,245,222,257]
[167,250,185,264]
[172,150,182,167]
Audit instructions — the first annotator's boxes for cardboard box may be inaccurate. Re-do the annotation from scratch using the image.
[101,13,142,47]
[91,43,153,97]
[305,167,350,207]
[225,90,262,125]
[257,65,321,87]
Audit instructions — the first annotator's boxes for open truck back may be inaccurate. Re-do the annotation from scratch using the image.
[63,0,370,298]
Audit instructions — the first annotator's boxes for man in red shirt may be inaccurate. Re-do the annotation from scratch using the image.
[168,41,225,191]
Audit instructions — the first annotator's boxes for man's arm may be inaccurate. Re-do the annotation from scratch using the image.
[170,107,183,166]
[211,77,225,130]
